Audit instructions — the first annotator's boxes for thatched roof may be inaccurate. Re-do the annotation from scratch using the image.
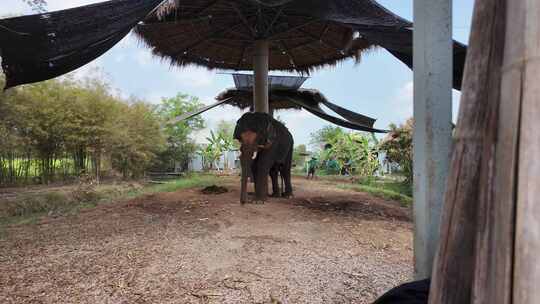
[217,88,324,111]
[174,72,382,132]
[214,87,384,133]
[134,0,410,73]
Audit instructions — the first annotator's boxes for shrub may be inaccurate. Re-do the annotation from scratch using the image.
[1,191,71,217]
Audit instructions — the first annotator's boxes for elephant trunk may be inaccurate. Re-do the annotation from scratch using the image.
[240,157,249,204]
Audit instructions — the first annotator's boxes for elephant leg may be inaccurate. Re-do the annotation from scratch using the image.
[251,160,258,184]
[254,164,271,203]
[282,153,294,198]
[282,169,293,197]
[250,161,258,197]
[270,166,280,197]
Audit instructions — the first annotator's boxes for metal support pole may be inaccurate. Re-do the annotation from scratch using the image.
[253,40,269,113]
[413,0,453,279]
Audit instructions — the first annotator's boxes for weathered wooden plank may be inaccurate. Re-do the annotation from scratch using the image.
[471,0,521,303]
[428,0,507,303]
[514,2,540,302]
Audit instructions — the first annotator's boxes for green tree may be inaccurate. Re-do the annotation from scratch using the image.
[379,119,413,183]
[310,125,346,149]
[12,79,76,183]
[198,131,225,171]
[65,76,118,182]
[215,120,237,169]
[310,126,379,177]
[110,101,165,178]
[292,144,308,168]
[0,73,167,185]
[156,93,205,172]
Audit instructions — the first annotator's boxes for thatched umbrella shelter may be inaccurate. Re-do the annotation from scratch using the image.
[134,0,410,114]
[176,74,386,133]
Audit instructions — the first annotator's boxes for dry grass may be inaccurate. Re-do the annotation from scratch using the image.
[0,174,220,226]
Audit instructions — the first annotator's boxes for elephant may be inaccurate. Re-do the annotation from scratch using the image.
[234,112,294,204]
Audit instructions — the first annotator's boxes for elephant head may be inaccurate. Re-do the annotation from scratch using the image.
[234,113,275,204]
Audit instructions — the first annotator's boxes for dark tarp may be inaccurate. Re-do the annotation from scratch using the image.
[0,0,467,90]
[175,97,386,133]
[282,0,466,89]
[0,0,164,89]
[282,96,386,133]
[174,89,385,133]
[320,99,376,127]
[229,74,377,127]
[352,27,468,90]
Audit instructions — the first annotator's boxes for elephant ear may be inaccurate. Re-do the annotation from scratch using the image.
[233,122,242,141]
[261,117,277,145]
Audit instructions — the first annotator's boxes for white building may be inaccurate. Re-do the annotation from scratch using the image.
[188,150,240,172]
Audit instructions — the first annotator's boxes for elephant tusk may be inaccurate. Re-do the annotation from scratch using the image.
[252,151,258,160]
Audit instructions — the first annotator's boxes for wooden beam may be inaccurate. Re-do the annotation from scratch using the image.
[230,3,257,38]
[513,1,540,303]
[171,20,248,57]
[236,45,247,68]
[279,40,298,68]
[470,1,517,303]
[194,0,223,16]
[319,22,330,40]
[428,0,509,303]
[296,28,343,52]
[266,18,319,40]
[264,6,284,37]
[253,40,269,114]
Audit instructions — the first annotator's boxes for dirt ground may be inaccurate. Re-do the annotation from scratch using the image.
[0,176,413,304]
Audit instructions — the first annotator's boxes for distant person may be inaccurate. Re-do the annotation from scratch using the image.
[326,157,340,175]
[307,157,318,179]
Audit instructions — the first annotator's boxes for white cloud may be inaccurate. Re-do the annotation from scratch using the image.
[392,81,462,124]
[392,81,414,122]
[44,0,100,11]
[0,0,103,15]
[173,67,216,88]
[69,58,105,80]
[134,50,153,67]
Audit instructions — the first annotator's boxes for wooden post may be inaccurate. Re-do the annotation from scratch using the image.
[428,0,508,302]
[430,0,540,303]
[513,1,540,303]
[470,1,518,303]
[413,0,453,279]
[253,40,269,113]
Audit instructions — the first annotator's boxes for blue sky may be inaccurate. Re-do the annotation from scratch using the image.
[1,0,474,147]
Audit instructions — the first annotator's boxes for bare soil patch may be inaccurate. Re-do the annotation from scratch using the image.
[201,185,229,195]
[0,176,413,304]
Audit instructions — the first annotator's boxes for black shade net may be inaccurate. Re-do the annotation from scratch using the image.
[0,0,164,89]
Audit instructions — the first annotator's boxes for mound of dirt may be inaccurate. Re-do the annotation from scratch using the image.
[201,185,229,195]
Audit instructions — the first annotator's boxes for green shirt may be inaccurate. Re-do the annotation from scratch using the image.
[307,158,318,170]
[326,159,340,172]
